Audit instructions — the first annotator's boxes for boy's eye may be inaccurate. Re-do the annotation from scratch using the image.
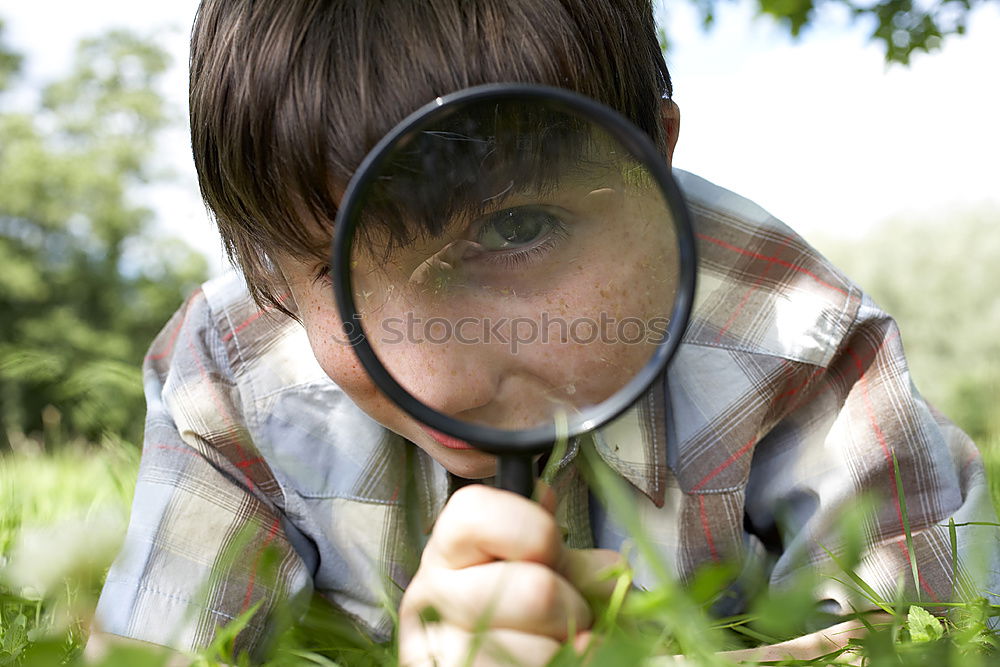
[476,207,556,251]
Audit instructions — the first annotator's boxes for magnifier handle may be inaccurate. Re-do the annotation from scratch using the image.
[497,455,534,498]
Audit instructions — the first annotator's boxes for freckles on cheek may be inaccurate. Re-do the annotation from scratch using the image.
[302,312,375,399]
[294,289,399,423]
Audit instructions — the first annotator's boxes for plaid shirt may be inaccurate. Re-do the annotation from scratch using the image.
[96,170,1000,657]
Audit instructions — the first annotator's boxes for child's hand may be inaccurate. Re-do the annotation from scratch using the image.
[398,484,621,666]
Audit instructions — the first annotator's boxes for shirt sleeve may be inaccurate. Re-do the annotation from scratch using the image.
[743,293,1000,616]
[94,290,313,659]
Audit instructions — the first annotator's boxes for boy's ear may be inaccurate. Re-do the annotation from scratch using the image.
[660,99,681,165]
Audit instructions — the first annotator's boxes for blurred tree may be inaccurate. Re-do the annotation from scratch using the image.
[819,209,1000,444]
[0,21,208,446]
[673,0,990,63]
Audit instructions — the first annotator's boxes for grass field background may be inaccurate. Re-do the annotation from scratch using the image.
[1,432,998,665]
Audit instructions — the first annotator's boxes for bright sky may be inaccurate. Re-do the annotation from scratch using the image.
[2,0,998,274]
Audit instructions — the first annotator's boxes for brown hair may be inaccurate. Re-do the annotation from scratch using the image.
[190,0,673,312]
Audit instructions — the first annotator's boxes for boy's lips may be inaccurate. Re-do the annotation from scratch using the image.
[420,425,477,450]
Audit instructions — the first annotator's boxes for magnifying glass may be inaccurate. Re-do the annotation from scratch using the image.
[331,84,696,498]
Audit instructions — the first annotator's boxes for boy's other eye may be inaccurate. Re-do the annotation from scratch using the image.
[475,206,560,251]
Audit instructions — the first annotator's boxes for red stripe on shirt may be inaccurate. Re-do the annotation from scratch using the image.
[848,346,938,601]
[146,291,200,362]
[698,495,720,562]
[187,336,257,491]
[894,540,941,602]
[690,362,812,492]
[155,444,200,458]
[712,261,776,345]
[241,516,282,613]
[222,292,291,343]
[697,233,849,296]
[692,436,757,492]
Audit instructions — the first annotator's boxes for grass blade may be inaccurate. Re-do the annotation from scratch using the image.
[892,451,921,600]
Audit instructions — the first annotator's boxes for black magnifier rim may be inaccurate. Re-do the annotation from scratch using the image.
[332,83,697,456]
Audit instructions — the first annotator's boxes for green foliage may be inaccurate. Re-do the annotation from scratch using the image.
[0,21,20,95]
[672,0,990,64]
[907,605,945,643]
[0,438,139,666]
[0,23,208,445]
[0,438,998,665]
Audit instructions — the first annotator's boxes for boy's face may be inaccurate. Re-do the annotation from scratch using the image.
[277,102,681,479]
[278,253,498,478]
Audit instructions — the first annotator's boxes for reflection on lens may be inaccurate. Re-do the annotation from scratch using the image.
[347,97,681,433]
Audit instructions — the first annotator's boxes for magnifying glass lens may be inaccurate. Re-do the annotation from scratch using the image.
[346,96,681,435]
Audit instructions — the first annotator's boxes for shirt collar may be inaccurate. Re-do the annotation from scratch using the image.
[588,374,671,508]
[411,374,672,531]
[484,376,672,514]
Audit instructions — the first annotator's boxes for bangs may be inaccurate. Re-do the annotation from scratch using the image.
[351,100,640,262]
[190,0,671,309]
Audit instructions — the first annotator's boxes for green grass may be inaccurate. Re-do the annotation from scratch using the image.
[0,436,138,665]
[1,436,998,666]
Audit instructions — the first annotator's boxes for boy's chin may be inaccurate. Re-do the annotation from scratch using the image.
[434,450,498,481]
[399,423,499,480]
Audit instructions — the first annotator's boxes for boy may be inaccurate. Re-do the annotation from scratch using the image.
[92,0,999,664]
